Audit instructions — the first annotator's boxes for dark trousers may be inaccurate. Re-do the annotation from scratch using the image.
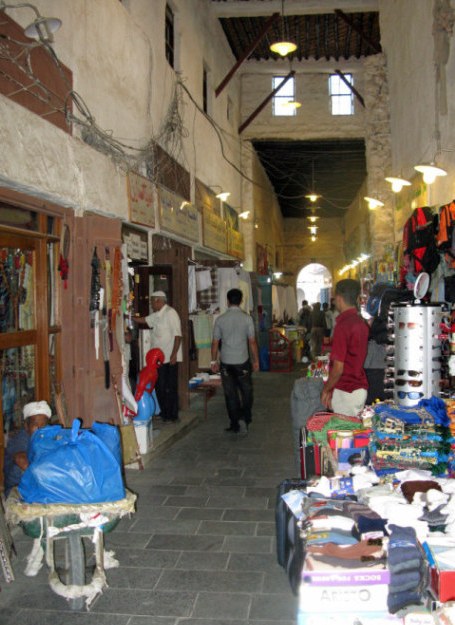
[220,360,253,428]
[155,363,179,421]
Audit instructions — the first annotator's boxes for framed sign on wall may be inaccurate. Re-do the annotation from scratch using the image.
[127,172,155,228]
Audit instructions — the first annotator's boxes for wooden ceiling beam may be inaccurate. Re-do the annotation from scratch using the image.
[334,8,381,53]
[212,0,378,18]
[215,12,279,97]
[335,69,365,108]
[238,71,295,134]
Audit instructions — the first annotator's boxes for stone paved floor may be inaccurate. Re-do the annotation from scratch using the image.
[1,369,302,624]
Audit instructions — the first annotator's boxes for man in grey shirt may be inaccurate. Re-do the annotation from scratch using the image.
[211,289,259,434]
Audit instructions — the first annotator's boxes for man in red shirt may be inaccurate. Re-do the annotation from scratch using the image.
[321,279,369,416]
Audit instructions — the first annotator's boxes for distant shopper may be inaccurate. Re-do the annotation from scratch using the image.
[211,288,259,434]
[321,279,369,416]
[310,302,326,358]
[134,291,182,422]
[322,302,332,338]
[4,401,52,496]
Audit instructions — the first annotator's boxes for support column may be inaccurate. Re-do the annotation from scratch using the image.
[363,53,395,259]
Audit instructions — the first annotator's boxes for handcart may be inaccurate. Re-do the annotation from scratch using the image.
[5,488,136,610]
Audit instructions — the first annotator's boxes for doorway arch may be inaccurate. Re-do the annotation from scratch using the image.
[296,263,332,306]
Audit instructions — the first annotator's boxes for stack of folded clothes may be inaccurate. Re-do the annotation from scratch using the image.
[386,524,426,614]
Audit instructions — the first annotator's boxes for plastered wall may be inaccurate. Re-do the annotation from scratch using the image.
[0,0,244,221]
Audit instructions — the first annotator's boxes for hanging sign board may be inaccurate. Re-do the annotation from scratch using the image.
[157,185,199,242]
[202,206,227,253]
[227,227,244,260]
[127,172,155,228]
[122,225,148,262]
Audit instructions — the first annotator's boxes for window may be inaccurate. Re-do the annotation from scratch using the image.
[272,76,297,117]
[165,4,174,68]
[202,66,208,114]
[329,73,354,115]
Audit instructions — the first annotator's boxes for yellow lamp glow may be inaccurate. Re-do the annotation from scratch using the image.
[385,176,411,193]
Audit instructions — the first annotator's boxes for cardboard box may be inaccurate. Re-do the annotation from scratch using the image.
[424,542,455,603]
[299,568,390,613]
[297,610,401,625]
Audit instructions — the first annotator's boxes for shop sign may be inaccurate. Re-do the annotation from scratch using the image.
[202,206,227,253]
[127,171,155,228]
[122,225,148,262]
[227,227,244,259]
[158,186,199,242]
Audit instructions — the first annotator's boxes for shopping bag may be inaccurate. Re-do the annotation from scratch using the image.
[19,419,125,504]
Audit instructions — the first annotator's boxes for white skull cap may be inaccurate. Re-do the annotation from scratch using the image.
[23,401,52,420]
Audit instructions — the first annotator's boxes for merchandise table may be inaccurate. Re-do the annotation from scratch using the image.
[190,378,222,420]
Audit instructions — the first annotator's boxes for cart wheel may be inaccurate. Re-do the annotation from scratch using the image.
[64,534,85,611]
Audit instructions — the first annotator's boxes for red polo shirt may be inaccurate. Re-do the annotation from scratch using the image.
[330,308,369,393]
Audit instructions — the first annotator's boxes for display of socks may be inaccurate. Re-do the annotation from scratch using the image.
[387,524,424,614]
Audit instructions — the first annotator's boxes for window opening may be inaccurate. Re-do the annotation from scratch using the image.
[272,76,297,117]
[329,73,354,115]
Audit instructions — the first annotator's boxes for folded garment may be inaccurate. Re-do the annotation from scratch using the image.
[307,540,385,560]
[401,480,442,503]
[389,569,421,593]
[419,503,449,527]
[352,515,389,540]
[306,530,358,546]
[387,525,422,573]
[387,589,423,614]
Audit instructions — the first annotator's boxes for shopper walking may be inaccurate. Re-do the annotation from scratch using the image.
[211,288,259,434]
[321,279,369,416]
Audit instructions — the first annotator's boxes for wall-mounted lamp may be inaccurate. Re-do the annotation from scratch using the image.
[0,2,62,43]
[254,222,259,229]
[238,210,250,219]
[273,271,283,279]
[308,225,318,235]
[364,196,384,210]
[310,235,317,242]
[414,163,447,184]
[307,215,319,223]
[385,176,411,193]
[208,185,231,201]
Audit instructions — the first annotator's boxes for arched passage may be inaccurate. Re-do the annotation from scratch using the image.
[296,263,332,306]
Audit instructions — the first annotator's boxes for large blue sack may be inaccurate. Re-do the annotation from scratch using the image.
[19,420,125,504]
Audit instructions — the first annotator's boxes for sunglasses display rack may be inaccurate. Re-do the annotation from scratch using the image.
[392,303,444,407]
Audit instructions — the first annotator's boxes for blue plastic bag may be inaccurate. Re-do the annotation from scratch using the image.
[90,422,122,464]
[18,420,125,504]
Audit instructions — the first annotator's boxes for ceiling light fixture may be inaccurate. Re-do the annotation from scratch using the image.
[308,226,318,235]
[216,191,230,202]
[311,235,317,242]
[385,176,411,193]
[307,215,319,223]
[305,160,321,203]
[364,196,384,210]
[269,0,297,57]
[238,210,250,219]
[0,2,62,43]
[414,163,447,185]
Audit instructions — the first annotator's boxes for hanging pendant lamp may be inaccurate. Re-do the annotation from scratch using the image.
[269,0,297,57]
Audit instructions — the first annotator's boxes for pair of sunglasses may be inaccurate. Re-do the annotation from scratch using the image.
[397,369,421,377]
[396,379,422,387]
[398,322,421,329]
[397,391,424,400]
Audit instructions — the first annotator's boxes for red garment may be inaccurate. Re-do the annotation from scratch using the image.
[330,308,368,393]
